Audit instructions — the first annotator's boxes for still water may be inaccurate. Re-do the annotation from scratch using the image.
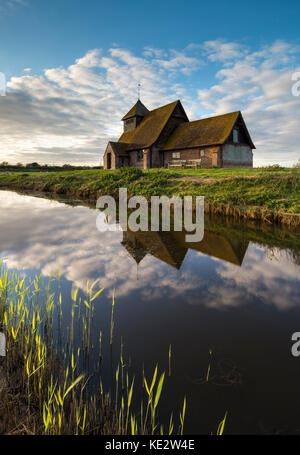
[1,190,300,434]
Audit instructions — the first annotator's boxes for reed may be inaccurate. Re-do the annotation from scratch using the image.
[0,262,189,435]
[0,262,227,435]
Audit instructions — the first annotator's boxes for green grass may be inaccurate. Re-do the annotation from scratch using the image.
[0,264,193,435]
[0,166,299,219]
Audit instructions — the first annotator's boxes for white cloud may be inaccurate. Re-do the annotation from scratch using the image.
[197,40,300,165]
[143,47,167,58]
[0,40,299,166]
[202,39,246,62]
[205,245,300,311]
[0,47,197,165]
[152,49,203,75]
[0,0,27,12]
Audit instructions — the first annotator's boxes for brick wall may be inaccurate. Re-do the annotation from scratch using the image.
[104,144,117,169]
[163,146,220,168]
[151,147,163,167]
[129,147,162,169]
[129,150,144,168]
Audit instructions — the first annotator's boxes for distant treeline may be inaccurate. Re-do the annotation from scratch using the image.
[0,161,103,172]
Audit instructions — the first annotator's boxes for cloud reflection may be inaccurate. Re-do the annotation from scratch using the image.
[0,191,299,311]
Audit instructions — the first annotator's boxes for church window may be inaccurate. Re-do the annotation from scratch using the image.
[233,128,239,143]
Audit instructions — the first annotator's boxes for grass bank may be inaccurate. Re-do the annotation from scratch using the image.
[0,166,299,227]
[0,264,197,435]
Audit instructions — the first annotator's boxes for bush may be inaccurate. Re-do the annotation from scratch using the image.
[292,159,300,169]
[26,162,41,169]
[115,166,143,182]
[262,164,284,171]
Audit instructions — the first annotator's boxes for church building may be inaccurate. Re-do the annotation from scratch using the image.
[103,99,255,169]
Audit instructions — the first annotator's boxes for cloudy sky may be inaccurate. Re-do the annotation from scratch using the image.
[0,0,299,166]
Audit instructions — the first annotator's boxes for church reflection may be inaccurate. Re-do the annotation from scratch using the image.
[121,226,249,270]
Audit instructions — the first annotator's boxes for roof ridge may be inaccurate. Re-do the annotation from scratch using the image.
[118,100,181,148]
[162,110,255,150]
[186,111,240,125]
[145,100,180,146]
[148,100,179,113]
[122,99,149,121]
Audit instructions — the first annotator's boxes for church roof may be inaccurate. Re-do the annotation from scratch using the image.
[122,229,187,269]
[122,99,149,120]
[190,231,248,266]
[118,100,181,149]
[163,111,255,150]
[121,239,147,264]
[121,228,248,269]
[108,141,142,156]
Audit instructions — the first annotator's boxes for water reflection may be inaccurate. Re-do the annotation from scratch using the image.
[122,228,249,269]
[1,190,300,434]
[0,190,299,311]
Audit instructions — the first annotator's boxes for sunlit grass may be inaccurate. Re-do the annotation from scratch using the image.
[0,166,299,217]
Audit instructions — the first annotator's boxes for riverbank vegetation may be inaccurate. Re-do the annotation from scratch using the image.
[0,166,299,226]
[0,264,195,435]
[205,215,300,253]
[0,161,102,172]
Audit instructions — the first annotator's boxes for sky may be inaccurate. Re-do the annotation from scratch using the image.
[0,0,299,166]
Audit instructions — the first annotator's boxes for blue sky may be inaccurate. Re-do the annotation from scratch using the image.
[0,0,299,165]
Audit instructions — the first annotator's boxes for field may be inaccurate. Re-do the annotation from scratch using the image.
[0,166,299,225]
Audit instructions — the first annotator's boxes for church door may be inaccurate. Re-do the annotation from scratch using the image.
[107,153,111,169]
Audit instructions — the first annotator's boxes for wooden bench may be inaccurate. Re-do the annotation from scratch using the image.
[168,160,201,169]
[168,161,184,168]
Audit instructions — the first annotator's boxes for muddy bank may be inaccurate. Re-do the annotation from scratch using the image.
[204,201,300,228]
